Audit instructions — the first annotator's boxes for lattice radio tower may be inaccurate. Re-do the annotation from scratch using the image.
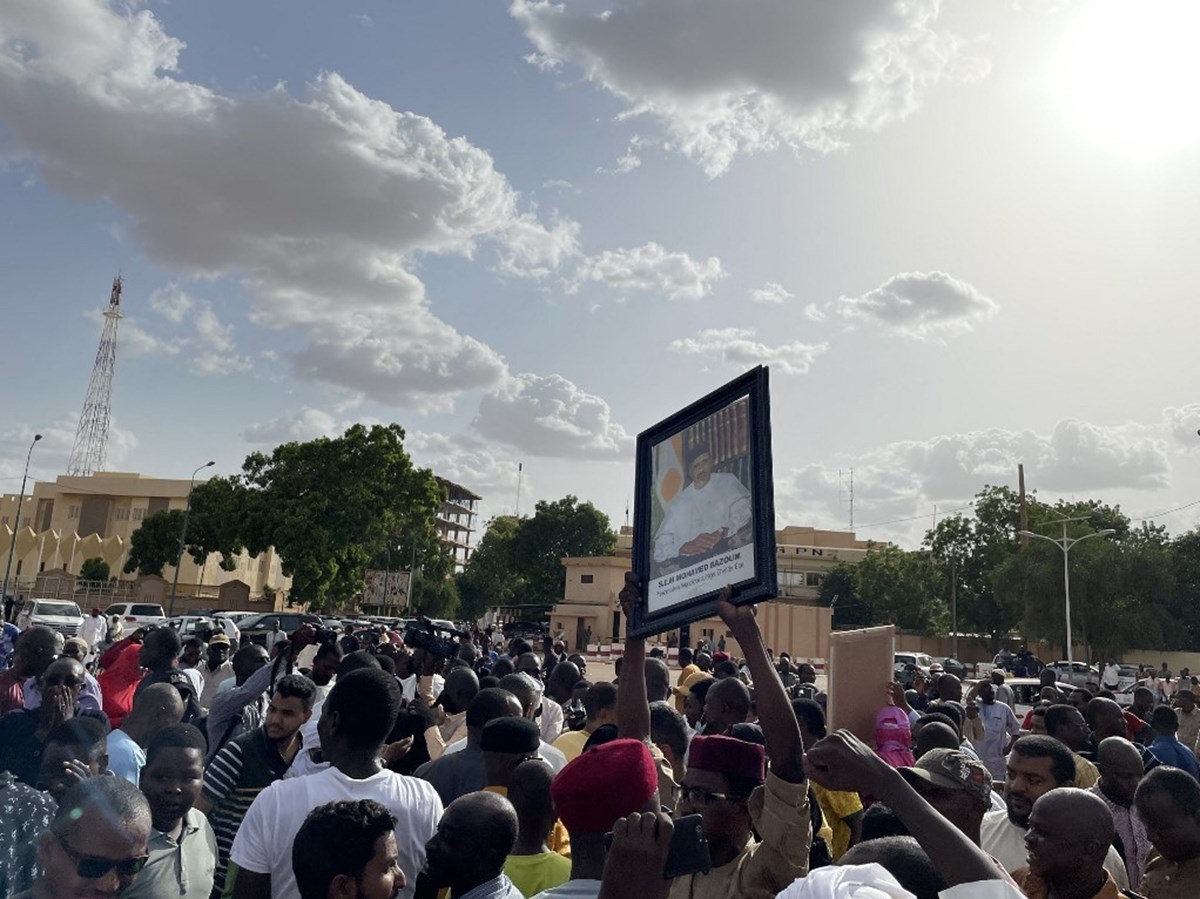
[67,276,123,476]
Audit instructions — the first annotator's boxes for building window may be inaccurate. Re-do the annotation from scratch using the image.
[115,508,131,522]
[806,572,825,587]
[580,574,594,584]
[132,508,144,522]
[68,505,80,520]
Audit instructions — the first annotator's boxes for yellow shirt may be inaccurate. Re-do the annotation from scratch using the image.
[1073,752,1100,788]
[811,782,863,861]
[552,729,590,763]
[504,851,572,897]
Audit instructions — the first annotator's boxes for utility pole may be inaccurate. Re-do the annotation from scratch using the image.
[950,558,958,659]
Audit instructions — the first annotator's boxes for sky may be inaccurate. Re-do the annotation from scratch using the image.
[2,0,1199,550]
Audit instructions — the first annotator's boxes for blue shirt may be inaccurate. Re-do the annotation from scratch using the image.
[106,728,146,786]
[1149,736,1200,777]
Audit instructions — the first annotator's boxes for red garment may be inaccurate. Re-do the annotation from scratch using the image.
[97,641,144,728]
[1123,710,1147,741]
[0,668,24,715]
[99,635,139,671]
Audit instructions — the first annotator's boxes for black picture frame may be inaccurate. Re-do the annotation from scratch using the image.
[630,366,776,638]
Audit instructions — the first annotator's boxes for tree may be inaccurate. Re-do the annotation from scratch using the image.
[512,496,615,610]
[79,557,110,582]
[817,545,947,633]
[412,572,460,619]
[186,424,449,611]
[456,516,524,622]
[123,509,185,578]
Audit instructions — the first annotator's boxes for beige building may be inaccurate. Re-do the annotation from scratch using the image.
[435,478,480,570]
[550,525,875,660]
[1,472,290,612]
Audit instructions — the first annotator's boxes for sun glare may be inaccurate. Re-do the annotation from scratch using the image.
[1051,0,1200,157]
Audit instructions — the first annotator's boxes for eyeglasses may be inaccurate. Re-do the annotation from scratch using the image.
[672,785,744,807]
[53,831,149,880]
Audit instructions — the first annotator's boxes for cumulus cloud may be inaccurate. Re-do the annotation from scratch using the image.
[1163,405,1200,449]
[572,242,725,300]
[474,372,633,459]
[0,415,138,483]
[405,430,524,501]
[511,0,988,176]
[668,328,829,375]
[749,282,793,304]
[803,303,827,322]
[775,418,1172,542]
[0,0,578,409]
[836,271,998,340]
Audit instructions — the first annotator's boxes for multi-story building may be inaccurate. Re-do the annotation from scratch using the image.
[0,472,289,612]
[550,525,877,659]
[435,477,480,570]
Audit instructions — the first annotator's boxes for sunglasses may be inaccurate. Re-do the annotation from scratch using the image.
[54,831,149,879]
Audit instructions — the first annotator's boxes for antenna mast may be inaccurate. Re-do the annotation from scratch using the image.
[67,276,123,476]
[838,467,855,530]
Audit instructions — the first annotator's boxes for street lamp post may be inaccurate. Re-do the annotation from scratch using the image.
[1018,518,1116,670]
[168,461,214,618]
[1,433,42,617]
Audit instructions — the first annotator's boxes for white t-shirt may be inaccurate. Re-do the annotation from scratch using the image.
[230,766,443,899]
[530,879,602,899]
[980,809,1129,889]
[442,734,568,772]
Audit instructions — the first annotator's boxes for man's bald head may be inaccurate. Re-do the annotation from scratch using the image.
[43,656,86,685]
[424,791,518,891]
[12,625,63,677]
[935,674,962,702]
[127,682,186,730]
[1095,736,1145,808]
[442,666,480,715]
[913,722,960,759]
[1086,697,1127,740]
[645,657,671,703]
[1027,788,1114,881]
[498,673,542,718]
[704,676,751,735]
[546,660,582,703]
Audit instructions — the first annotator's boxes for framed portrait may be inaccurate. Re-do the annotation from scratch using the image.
[630,366,777,638]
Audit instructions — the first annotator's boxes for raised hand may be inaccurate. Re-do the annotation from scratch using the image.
[597,812,674,899]
[805,729,897,798]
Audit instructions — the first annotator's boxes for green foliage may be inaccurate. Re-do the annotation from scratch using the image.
[817,545,947,633]
[456,497,616,622]
[123,509,185,578]
[184,424,448,612]
[412,572,460,619]
[79,557,110,582]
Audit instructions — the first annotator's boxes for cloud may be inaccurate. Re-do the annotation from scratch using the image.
[572,242,725,300]
[1163,405,1200,449]
[748,282,793,304]
[148,284,194,324]
[0,414,138,482]
[474,372,633,459]
[240,408,350,445]
[803,303,827,322]
[511,0,988,176]
[775,418,1172,542]
[0,0,576,409]
[405,430,524,501]
[668,328,829,375]
[836,271,998,340]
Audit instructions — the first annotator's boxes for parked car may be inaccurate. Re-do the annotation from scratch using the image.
[938,657,969,680]
[1051,661,1102,690]
[103,602,167,629]
[166,615,217,638]
[17,598,85,637]
[970,677,1079,720]
[236,612,323,645]
[894,652,935,687]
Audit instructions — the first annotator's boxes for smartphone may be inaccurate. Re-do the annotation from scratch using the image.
[661,814,710,879]
[602,813,710,879]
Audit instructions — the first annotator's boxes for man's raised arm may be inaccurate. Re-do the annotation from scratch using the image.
[616,571,651,743]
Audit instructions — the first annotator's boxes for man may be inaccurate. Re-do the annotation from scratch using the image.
[649,702,691,784]
[990,670,1015,712]
[532,738,662,899]
[1136,765,1200,897]
[899,747,993,847]
[0,770,56,896]
[652,444,752,568]
[674,648,698,710]
[1091,736,1150,890]
[1014,788,1124,898]
[0,656,109,787]
[980,735,1129,887]
[702,676,751,736]
[545,660,582,707]
[205,644,272,760]
[1175,689,1200,752]
[1147,704,1200,777]
[230,668,443,899]
[198,634,234,711]
[37,717,110,805]
[480,716,569,858]
[1070,688,1094,715]
[81,607,107,651]
[1087,697,1159,771]
[913,720,964,759]
[969,680,1021,780]
[438,673,568,772]
[504,760,572,897]
[515,654,564,743]
[200,674,316,899]
[674,652,714,713]
[265,619,285,653]
[181,637,205,671]
[107,682,185,785]
[415,688,524,807]
[552,682,616,763]
[1131,687,1156,725]
[123,724,217,899]
[1102,660,1121,693]
[26,777,152,899]
[423,791,523,898]
[136,626,199,697]
[291,800,405,899]
[0,626,61,714]
[792,697,864,860]
[1043,703,1100,787]
[423,666,479,760]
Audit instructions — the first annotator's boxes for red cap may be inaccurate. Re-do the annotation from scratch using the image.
[551,738,658,834]
[712,651,731,664]
[688,734,766,781]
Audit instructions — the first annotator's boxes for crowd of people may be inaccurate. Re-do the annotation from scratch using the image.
[1,579,1199,899]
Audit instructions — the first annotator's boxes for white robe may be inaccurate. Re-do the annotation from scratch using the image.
[653,472,752,563]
